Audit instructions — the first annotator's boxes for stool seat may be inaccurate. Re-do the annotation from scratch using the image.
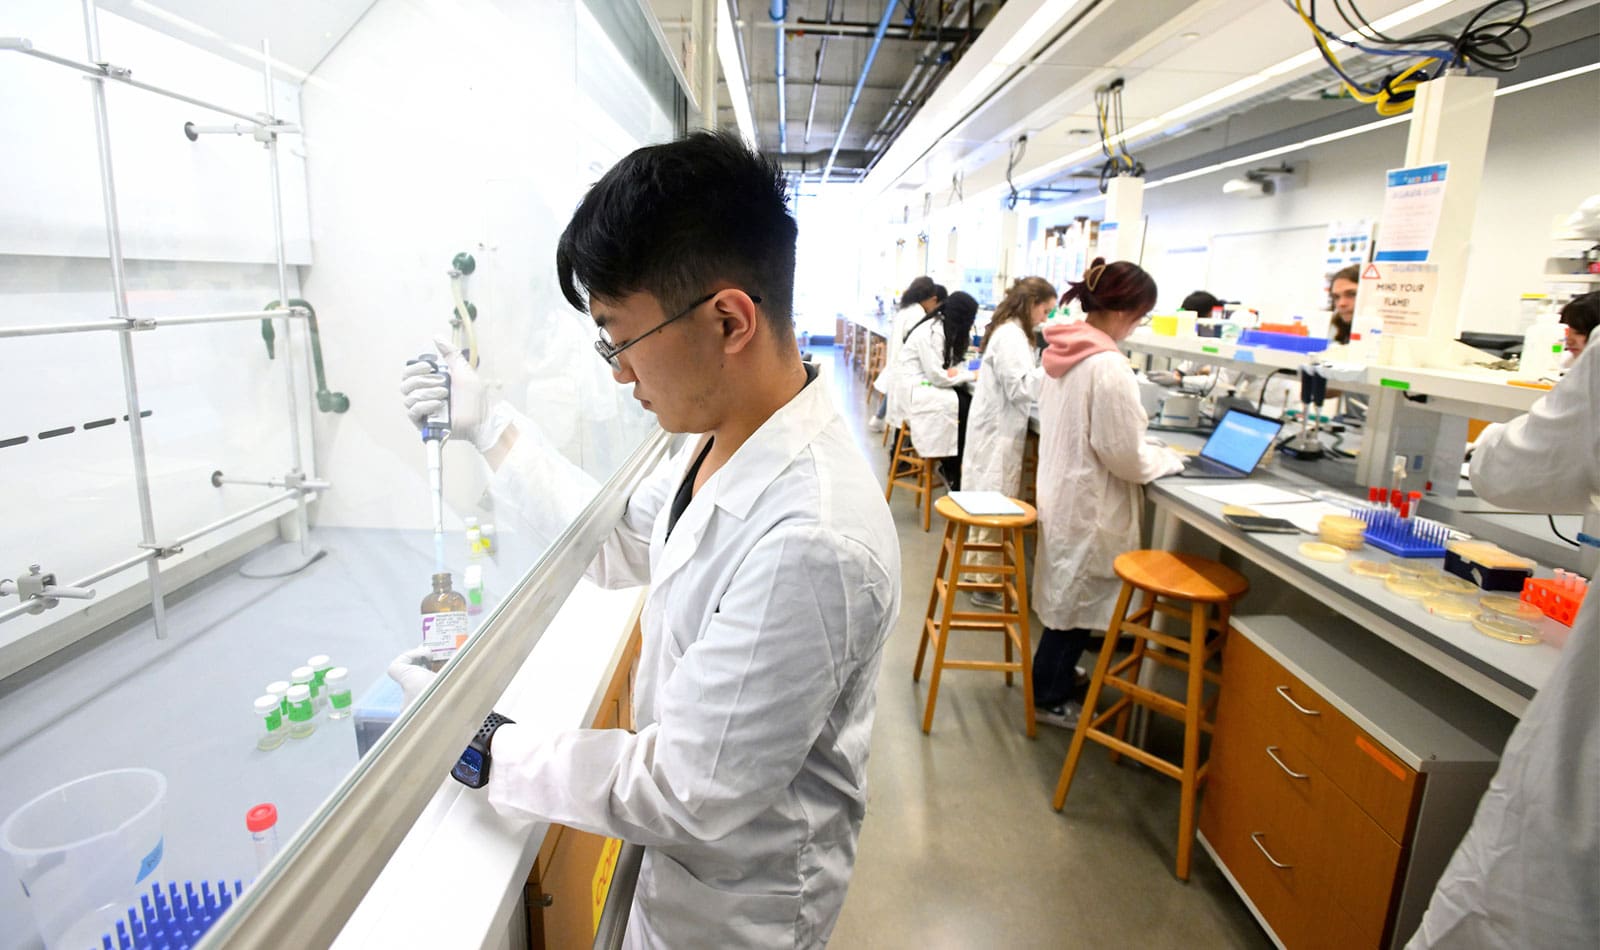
[934,495,1038,530]
[1112,551,1248,603]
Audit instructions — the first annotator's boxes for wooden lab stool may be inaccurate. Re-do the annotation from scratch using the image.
[864,337,886,407]
[1052,550,1248,881]
[884,424,936,532]
[914,495,1039,736]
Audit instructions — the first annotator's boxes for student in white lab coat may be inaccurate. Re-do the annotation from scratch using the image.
[964,276,1056,609]
[871,277,945,431]
[894,292,979,488]
[393,131,901,949]
[1030,259,1186,728]
[1408,327,1598,949]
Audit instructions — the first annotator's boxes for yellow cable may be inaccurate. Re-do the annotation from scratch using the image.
[1292,0,1435,116]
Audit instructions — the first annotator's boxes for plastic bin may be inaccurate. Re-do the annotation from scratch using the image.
[1236,329,1330,353]
[1,768,167,948]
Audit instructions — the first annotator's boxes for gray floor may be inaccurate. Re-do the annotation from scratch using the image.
[816,350,1270,949]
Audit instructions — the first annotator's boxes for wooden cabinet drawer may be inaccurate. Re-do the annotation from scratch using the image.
[1226,634,1420,842]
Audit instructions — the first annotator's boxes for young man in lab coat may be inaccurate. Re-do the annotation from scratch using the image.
[393,130,901,948]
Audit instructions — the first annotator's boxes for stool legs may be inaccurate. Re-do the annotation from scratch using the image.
[1052,581,1135,810]
[916,519,1036,737]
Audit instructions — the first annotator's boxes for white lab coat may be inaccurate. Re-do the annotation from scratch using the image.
[1032,349,1185,631]
[1408,337,1599,949]
[872,304,922,396]
[964,321,1043,497]
[894,316,972,458]
[484,376,902,949]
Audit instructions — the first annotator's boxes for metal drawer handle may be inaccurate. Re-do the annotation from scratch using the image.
[1265,745,1308,780]
[1275,685,1321,717]
[1251,832,1293,869]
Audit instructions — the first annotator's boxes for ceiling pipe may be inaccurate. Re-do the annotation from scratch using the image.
[802,0,835,148]
[772,0,787,152]
[821,0,898,184]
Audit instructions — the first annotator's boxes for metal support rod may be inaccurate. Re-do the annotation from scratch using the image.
[261,39,313,560]
[81,0,168,640]
[820,1,899,184]
[3,37,286,127]
[173,490,301,547]
[0,307,307,339]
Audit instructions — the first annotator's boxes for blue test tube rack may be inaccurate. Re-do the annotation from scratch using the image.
[1348,505,1449,558]
[101,879,244,950]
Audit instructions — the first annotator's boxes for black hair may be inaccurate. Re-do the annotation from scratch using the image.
[556,130,797,334]
[931,284,949,304]
[1060,258,1157,316]
[899,276,936,309]
[935,292,979,368]
[1181,290,1221,315]
[1559,291,1599,338]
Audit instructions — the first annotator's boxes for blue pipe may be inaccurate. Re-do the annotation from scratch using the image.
[772,0,787,153]
[821,0,896,183]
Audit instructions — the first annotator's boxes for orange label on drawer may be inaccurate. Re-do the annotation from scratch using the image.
[1356,735,1406,780]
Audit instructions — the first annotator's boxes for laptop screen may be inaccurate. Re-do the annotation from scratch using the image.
[1200,410,1281,473]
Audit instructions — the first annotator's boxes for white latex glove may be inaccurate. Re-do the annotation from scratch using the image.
[387,646,437,708]
[399,338,489,448]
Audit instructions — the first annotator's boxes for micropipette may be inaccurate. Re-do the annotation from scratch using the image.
[406,354,452,572]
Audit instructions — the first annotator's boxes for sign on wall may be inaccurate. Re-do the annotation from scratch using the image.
[1356,261,1439,336]
[1374,163,1449,263]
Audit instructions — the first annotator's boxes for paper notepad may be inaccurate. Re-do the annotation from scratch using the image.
[1185,484,1310,507]
[947,491,1025,517]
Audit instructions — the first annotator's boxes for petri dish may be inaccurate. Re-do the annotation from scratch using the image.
[1425,572,1478,595]
[1388,561,1434,580]
[1424,593,1477,622]
[1472,612,1542,645]
[1385,573,1433,600]
[1299,542,1347,563]
[1349,559,1392,579]
[1479,595,1544,622]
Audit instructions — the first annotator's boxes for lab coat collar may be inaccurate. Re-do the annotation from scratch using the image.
[652,369,835,585]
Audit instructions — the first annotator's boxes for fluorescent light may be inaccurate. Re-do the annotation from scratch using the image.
[716,0,755,146]
[993,0,1087,65]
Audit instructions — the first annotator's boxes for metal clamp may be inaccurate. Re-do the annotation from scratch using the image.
[0,565,97,614]
[1275,685,1321,717]
[137,542,185,559]
[1251,832,1293,869]
[95,61,132,79]
[1265,746,1309,780]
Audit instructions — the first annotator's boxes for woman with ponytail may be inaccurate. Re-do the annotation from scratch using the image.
[874,277,946,431]
[893,291,979,489]
[965,277,1056,608]
[1030,259,1186,728]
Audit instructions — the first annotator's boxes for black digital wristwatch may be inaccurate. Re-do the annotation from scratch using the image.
[452,712,514,788]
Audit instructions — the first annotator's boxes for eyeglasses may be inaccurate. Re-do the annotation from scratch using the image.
[593,290,762,371]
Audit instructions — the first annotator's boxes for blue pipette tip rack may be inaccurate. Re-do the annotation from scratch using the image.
[1348,506,1449,558]
[102,879,244,950]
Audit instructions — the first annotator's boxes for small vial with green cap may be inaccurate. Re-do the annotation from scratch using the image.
[254,695,286,750]
[286,684,316,739]
[306,655,334,713]
[325,666,354,720]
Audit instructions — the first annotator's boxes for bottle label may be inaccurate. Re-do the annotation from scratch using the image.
[422,611,471,660]
[264,709,283,731]
[288,699,313,723]
[330,689,353,710]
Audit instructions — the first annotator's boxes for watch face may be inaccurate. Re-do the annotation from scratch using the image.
[451,746,487,788]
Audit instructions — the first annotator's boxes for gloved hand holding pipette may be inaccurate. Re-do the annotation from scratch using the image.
[399,339,492,448]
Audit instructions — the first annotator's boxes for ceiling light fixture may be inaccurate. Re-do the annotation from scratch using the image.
[716,0,756,146]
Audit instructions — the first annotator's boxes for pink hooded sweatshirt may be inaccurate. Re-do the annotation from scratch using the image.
[1041,321,1118,378]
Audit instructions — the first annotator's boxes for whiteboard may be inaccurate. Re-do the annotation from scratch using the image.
[1205,225,1330,322]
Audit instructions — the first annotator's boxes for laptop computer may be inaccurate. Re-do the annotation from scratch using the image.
[1176,409,1282,479]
